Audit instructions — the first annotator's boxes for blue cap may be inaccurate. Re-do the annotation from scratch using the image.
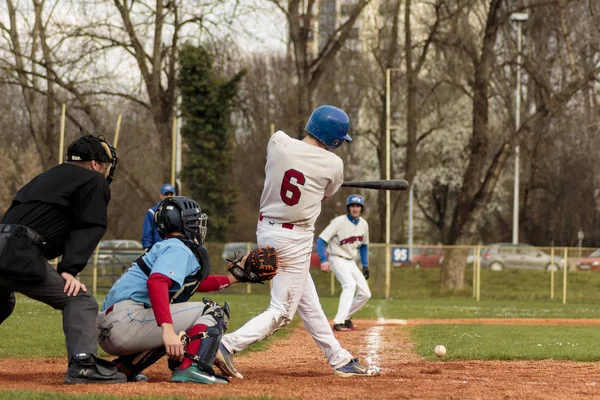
[346,194,365,207]
[160,183,176,195]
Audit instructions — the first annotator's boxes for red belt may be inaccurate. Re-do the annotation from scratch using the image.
[105,305,114,316]
[259,213,294,230]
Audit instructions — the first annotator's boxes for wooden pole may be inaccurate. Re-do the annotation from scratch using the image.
[562,247,568,304]
[246,242,252,295]
[476,246,481,302]
[550,247,555,300]
[92,244,100,295]
[330,271,335,296]
[171,118,177,185]
[472,246,477,299]
[58,104,66,164]
[113,113,122,148]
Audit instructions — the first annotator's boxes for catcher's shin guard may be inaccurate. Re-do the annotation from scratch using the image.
[178,300,230,371]
[188,325,223,373]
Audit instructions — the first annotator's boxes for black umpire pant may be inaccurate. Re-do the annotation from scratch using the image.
[0,262,98,360]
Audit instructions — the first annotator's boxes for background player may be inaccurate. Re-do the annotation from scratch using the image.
[317,194,371,331]
[215,105,377,378]
[98,196,245,384]
[141,183,176,251]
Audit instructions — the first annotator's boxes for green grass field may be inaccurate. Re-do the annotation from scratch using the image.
[4,292,600,399]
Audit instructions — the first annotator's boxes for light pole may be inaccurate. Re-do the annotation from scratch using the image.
[511,12,528,244]
[385,68,402,300]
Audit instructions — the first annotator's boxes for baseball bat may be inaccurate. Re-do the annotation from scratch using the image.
[341,179,409,190]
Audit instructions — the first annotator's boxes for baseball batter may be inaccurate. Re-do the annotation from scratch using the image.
[317,194,371,331]
[215,105,376,378]
[97,196,244,384]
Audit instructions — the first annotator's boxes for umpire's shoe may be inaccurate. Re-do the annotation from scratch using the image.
[214,343,244,379]
[64,354,127,384]
[334,358,379,377]
[170,366,229,384]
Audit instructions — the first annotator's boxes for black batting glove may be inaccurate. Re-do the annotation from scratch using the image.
[363,267,370,280]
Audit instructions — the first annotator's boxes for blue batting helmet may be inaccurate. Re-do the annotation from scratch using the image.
[346,194,365,208]
[305,105,351,149]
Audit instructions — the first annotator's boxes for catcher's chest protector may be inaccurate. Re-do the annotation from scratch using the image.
[134,238,211,304]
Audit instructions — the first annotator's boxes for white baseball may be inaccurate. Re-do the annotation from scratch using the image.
[434,345,447,358]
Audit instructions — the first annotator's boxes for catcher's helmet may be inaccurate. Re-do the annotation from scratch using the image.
[305,105,351,149]
[155,196,207,244]
[346,194,365,210]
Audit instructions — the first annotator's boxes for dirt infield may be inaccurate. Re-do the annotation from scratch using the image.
[1,318,600,399]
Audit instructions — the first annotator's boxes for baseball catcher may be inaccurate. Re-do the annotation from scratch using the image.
[97,196,256,384]
[227,247,279,283]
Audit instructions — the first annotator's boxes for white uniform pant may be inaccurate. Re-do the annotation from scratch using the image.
[97,299,218,355]
[221,222,353,370]
[329,255,371,325]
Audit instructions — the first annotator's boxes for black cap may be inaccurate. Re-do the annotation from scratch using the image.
[66,136,110,163]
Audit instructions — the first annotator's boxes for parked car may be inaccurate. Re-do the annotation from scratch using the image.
[90,239,144,266]
[480,243,563,271]
[410,247,444,269]
[575,249,600,271]
[221,242,258,262]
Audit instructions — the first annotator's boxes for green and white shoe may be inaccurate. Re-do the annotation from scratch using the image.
[170,366,229,384]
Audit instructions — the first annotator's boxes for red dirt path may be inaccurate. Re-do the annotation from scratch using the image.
[1,318,600,399]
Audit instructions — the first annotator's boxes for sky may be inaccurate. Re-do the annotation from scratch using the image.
[229,2,288,54]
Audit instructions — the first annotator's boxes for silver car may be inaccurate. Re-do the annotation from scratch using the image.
[90,239,144,266]
[480,243,564,271]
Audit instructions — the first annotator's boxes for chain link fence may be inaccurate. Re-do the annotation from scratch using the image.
[78,242,600,303]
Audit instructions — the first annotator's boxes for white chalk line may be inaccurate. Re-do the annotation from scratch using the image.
[365,325,383,374]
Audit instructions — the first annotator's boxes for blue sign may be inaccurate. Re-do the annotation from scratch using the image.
[392,247,410,263]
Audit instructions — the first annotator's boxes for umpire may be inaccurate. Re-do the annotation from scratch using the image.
[0,135,126,385]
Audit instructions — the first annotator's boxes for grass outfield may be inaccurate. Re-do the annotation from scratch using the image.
[413,324,600,361]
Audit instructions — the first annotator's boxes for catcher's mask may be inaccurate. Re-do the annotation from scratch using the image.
[66,134,119,184]
[155,196,207,244]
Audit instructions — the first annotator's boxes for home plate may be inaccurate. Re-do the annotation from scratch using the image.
[376,318,407,325]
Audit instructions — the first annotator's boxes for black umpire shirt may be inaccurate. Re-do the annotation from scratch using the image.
[0,163,110,276]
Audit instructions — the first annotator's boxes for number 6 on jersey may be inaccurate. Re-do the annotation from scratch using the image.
[280,169,305,206]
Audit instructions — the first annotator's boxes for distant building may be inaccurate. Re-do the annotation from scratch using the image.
[299,0,383,58]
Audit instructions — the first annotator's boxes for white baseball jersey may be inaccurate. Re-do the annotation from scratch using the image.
[259,131,344,227]
[319,215,369,260]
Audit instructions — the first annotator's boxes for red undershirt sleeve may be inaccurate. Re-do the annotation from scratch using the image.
[197,275,231,292]
[147,273,175,326]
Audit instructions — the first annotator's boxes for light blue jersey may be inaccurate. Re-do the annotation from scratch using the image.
[101,238,199,311]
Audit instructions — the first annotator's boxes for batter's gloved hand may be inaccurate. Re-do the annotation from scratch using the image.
[227,247,279,284]
[363,267,370,280]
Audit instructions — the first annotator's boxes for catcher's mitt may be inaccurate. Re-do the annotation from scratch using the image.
[227,246,279,284]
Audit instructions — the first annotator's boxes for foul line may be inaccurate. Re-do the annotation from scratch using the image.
[365,325,383,374]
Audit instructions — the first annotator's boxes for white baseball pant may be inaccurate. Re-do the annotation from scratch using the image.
[329,255,371,325]
[221,220,353,370]
[97,299,219,355]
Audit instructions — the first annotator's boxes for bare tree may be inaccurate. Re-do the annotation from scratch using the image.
[268,0,372,135]
[438,0,600,290]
